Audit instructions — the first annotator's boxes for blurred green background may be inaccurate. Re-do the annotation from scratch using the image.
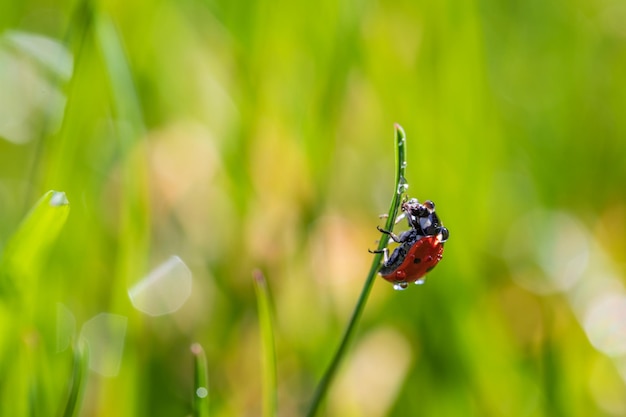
[1,0,626,416]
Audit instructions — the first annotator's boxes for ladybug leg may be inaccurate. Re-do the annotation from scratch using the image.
[368,247,389,263]
[394,212,407,225]
[378,213,406,225]
[376,225,402,243]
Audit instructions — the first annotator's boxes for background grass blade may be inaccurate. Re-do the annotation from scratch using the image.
[60,342,89,417]
[1,190,70,298]
[93,11,150,285]
[252,269,277,417]
[190,343,209,417]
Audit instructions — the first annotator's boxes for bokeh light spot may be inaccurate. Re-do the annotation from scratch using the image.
[584,294,626,357]
[128,255,192,316]
[80,313,128,377]
[0,31,71,144]
[504,210,589,294]
[56,303,75,352]
[331,327,412,417]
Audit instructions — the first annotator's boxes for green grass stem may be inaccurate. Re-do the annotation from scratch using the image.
[60,342,89,417]
[190,343,210,417]
[305,124,408,417]
[252,269,277,417]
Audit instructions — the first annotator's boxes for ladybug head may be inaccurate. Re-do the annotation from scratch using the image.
[401,198,428,221]
[401,198,449,242]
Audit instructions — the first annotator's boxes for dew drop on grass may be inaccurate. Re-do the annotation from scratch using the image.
[128,255,192,316]
[49,191,69,206]
[397,177,409,195]
[196,387,208,398]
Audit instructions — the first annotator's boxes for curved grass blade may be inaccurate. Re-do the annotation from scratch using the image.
[1,190,70,297]
[191,343,209,417]
[253,269,277,417]
[306,124,407,417]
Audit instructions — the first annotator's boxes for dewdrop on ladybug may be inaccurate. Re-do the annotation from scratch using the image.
[370,198,449,290]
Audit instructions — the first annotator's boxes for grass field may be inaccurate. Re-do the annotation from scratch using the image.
[1,0,626,416]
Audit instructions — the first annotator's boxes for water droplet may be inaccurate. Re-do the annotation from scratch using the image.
[49,191,69,206]
[397,177,409,195]
[196,387,208,398]
[393,282,409,291]
[414,278,425,285]
[401,161,407,168]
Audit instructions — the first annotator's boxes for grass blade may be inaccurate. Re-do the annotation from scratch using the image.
[190,343,210,417]
[1,190,70,297]
[306,124,408,417]
[94,13,145,138]
[60,342,89,417]
[252,269,277,417]
[94,10,151,283]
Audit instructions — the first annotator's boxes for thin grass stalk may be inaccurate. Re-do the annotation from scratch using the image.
[253,269,278,417]
[305,124,408,417]
[60,342,89,417]
[191,343,210,417]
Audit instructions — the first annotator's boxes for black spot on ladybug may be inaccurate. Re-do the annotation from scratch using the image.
[413,258,421,264]
[425,266,435,272]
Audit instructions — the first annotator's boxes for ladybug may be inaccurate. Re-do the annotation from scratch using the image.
[370,198,449,290]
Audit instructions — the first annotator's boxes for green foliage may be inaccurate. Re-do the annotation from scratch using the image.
[1,0,626,416]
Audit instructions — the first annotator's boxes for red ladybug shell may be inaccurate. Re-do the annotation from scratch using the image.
[380,235,444,284]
